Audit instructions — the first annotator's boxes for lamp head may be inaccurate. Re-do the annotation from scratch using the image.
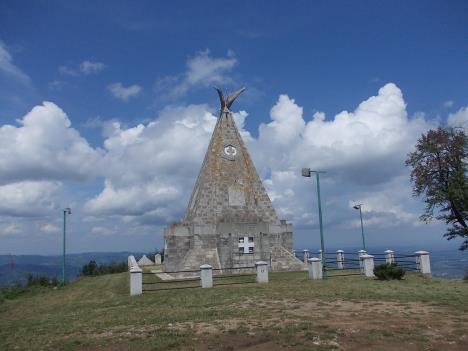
[301,168,311,177]
[65,208,72,215]
[353,204,361,210]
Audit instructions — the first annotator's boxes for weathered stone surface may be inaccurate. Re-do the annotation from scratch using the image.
[164,88,305,272]
[138,254,154,266]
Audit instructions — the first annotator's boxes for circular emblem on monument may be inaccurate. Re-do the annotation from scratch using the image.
[223,145,237,157]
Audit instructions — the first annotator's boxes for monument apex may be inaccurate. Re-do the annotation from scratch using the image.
[164,87,305,272]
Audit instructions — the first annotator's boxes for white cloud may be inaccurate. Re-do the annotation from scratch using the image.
[1,223,21,236]
[443,100,454,108]
[79,60,105,75]
[250,83,432,228]
[107,82,142,101]
[0,83,442,247]
[0,41,31,85]
[40,223,60,234]
[0,181,60,217]
[0,101,101,183]
[158,49,237,98]
[84,104,218,222]
[91,226,113,236]
[59,60,105,76]
[447,106,468,129]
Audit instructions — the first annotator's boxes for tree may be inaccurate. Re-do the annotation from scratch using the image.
[406,127,468,250]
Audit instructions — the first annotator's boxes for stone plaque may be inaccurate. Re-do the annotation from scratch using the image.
[228,185,245,206]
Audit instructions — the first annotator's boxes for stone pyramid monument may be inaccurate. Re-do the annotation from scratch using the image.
[164,87,305,272]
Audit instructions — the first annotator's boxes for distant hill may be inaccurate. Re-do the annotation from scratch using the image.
[0,252,146,287]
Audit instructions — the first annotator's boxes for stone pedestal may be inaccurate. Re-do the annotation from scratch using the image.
[130,266,142,296]
[361,254,375,277]
[415,251,431,276]
[200,264,213,288]
[384,250,394,264]
[303,249,309,264]
[336,250,344,269]
[154,254,162,265]
[358,250,367,273]
[308,257,323,280]
[255,261,269,283]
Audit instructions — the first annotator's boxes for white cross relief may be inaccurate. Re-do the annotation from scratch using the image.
[238,236,254,254]
[224,145,237,156]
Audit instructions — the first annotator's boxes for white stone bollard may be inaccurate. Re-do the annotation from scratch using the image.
[358,250,367,273]
[303,249,309,264]
[154,254,162,265]
[415,251,431,276]
[384,250,395,264]
[308,257,323,280]
[128,255,138,270]
[200,264,213,288]
[255,261,269,283]
[336,250,344,269]
[130,266,143,296]
[361,254,375,277]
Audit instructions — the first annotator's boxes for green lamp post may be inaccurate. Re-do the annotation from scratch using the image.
[353,204,366,250]
[62,207,71,284]
[302,168,327,279]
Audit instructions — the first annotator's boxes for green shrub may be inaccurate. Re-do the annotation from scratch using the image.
[81,260,127,276]
[26,273,59,287]
[373,263,406,280]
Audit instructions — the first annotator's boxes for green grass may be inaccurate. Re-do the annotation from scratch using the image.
[0,272,467,350]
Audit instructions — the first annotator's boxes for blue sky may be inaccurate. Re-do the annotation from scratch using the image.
[0,1,468,254]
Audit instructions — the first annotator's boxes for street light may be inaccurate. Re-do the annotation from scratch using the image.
[353,204,366,250]
[62,207,71,284]
[302,168,327,279]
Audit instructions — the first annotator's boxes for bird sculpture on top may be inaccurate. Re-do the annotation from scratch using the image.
[214,86,246,116]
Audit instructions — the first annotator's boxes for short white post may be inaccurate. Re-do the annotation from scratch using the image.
[292,250,296,257]
[255,261,269,283]
[336,250,344,269]
[200,264,213,288]
[361,254,375,277]
[303,249,309,264]
[308,257,323,280]
[384,250,395,264]
[154,254,162,265]
[130,266,142,296]
[318,249,323,262]
[358,250,367,273]
[415,251,431,276]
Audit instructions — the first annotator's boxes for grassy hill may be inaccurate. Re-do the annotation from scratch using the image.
[0,271,467,350]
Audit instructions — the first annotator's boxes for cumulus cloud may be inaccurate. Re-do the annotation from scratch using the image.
[91,226,114,236]
[40,223,60,234]
[107,82,142,101]
[250,83,432,229]
[447,106,468,129]
[0,181,60,217]
[0,83,440,244]
[0,101,101,183]
[157,49,237,98]
[0,41,31,85]
[84,104,218,223]
[1,223,21,236]
[443,100,454,108]
[59,60,105,76]
[79,60,105,74]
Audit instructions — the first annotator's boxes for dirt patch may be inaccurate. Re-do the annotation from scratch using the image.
[181,298,467,350]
